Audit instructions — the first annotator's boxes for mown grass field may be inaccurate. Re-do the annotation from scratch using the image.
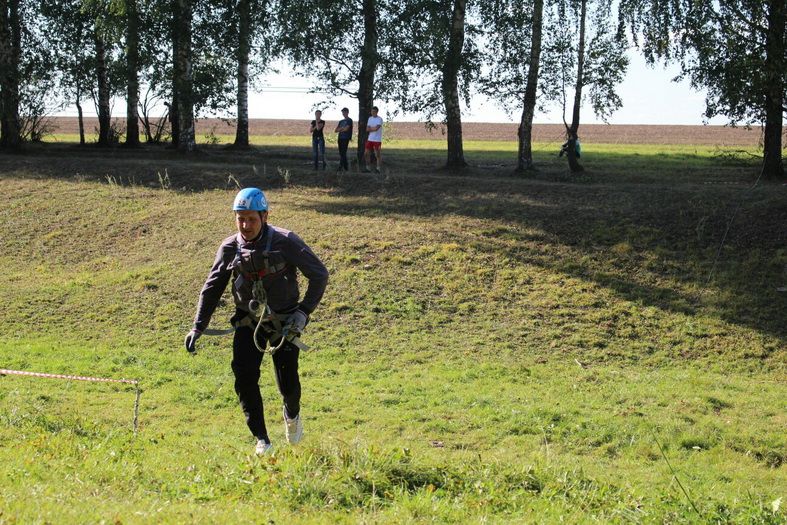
[0,135,785,523]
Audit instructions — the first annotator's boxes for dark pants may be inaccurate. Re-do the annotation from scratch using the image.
[337,137,350,170]
[312,136,325,169]
[231,325,301,442]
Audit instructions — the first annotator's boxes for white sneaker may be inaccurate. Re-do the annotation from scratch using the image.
[284,409,303,444]
[255,439,273,455]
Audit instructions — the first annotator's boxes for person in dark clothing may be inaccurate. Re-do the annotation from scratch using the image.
[184,188,329,455]
[334,107,353,171]
[310,110,326,170]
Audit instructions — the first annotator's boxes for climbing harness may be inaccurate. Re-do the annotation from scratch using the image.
[202,290,309,355]
[247,279,309,354]
[202,231,309,355]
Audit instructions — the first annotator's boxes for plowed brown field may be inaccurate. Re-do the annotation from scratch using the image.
[50,117,762,146]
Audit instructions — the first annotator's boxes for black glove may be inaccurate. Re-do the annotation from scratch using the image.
[285,310,308,336]
[184,329,201,353]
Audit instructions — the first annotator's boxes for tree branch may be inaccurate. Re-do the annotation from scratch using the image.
[323,80,356,97]
[317,48,354,77]
[311,48,358,97]
[723,3,767,34]
[709,9,766,50]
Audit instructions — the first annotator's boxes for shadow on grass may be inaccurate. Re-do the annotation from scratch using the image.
[1,142,784,350]
[302,182,787,347]
[0,140,761,185]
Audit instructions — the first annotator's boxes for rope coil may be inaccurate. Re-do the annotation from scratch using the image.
[250,281,296,354]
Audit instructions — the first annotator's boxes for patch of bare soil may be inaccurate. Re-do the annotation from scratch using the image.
[50,117,763,146]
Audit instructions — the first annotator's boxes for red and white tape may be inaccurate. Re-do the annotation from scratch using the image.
[0,369,138,385]
[1,368,142,433]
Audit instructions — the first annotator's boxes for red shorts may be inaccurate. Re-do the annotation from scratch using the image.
[365,140,381,151]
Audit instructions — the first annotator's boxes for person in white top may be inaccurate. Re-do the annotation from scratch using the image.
[364,106,384,173]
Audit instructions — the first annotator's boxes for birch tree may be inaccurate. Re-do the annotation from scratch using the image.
[542,0,628,172]
[169,0,239,151]
[230,0,272,148]
[384,0,480,169]
[0,0,22,149]
[620,0,786,179]
[234,0,251,146]
[479,0,546,172]
[277,0,382,166]
[124,0,139,146]
[442,0,468,168]
[173,0,195,151]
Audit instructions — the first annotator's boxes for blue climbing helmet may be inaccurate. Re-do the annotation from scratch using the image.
[233,187,268,212]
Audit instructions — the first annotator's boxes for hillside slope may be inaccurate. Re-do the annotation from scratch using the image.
[0,150,785,522]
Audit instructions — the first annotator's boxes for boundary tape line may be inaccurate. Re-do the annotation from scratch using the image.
[0,368,141,433]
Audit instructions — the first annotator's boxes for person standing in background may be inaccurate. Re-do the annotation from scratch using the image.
[334,108,353,171]
[309,110,326,170]
[364,106,384,173]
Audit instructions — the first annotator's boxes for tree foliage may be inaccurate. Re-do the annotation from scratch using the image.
[619,0,785,178]
[276,0,386,164]
[277,0,375,99]
[3,0,781,179]
[539,0,628,125]
[477,0,539,112]
[383,0,480,121]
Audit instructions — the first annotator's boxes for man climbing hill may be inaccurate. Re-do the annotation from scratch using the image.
[184,188,329,455]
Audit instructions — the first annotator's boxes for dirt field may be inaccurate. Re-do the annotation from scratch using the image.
[50,117,763,146]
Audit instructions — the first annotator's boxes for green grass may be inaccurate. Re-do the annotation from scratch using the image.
[46,130,761,156]
[42,131,763,186]
[0,139,785,523]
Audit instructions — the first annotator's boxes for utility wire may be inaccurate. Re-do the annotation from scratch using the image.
[258,86,332,94]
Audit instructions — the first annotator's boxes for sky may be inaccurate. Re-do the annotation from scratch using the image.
[64,50,726,126]
[245,51,726,126]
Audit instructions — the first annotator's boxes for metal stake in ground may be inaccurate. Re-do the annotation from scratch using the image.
[0,369,141,434]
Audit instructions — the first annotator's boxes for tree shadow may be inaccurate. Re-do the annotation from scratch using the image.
[296,178,787,346]
[1,143,784,347]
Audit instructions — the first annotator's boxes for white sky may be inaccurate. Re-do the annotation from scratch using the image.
[245,51,725,125]
[64,50,726,126]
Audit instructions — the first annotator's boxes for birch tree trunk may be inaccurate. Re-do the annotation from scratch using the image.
[566,0,586,173]
[125,0,140,146]
[169,1,180,146]
[234,0,250,147]
[76,83,86,145]
[516,0,543,173]
[0,0,22,149]
[357,0,377,168]
[762,0,785,179]
[442,0,467,169]
[175,0,195,152]
[95,31,112,147]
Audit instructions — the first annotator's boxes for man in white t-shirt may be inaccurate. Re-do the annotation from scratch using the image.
[363,106,384,173]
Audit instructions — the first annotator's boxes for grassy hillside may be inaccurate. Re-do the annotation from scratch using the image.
[0,142,785,523]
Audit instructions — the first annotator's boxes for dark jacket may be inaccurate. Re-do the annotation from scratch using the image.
[193,224,328,331]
